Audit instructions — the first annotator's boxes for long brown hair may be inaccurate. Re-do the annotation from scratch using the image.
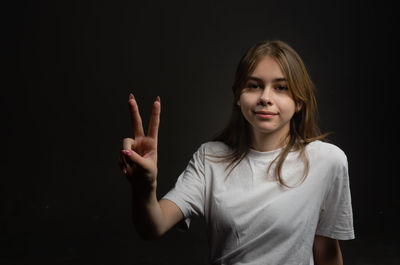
[212,40,327,187]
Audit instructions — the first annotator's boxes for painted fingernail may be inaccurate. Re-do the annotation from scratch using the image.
[129,93,135,100]
[122,150,131,156]
[122,168,127,174]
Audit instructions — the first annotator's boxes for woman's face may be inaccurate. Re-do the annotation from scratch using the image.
[237,56,300,141]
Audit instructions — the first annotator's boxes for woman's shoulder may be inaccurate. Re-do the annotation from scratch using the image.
[306,140,348,167]
[199,141,232,156]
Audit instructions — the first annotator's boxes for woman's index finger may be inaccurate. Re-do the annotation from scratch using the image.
[128,93,145,138]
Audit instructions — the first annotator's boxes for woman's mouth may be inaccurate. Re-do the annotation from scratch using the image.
[253,110,278,119]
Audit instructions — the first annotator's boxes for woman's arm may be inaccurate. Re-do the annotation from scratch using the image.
[313,235,343,265]
[129,186,184,240]
[120,93,184,240]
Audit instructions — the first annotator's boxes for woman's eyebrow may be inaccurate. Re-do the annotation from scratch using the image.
[248,76,263,82]
[249,76,287,82]
[273,78,287,82]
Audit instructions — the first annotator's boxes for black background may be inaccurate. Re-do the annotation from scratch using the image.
[2,0,398,264]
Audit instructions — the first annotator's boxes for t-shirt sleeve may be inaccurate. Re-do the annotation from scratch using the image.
[316,153,355,240]
[162,144,206,231]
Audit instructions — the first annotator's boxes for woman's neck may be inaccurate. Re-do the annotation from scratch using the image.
[250,130,289,152]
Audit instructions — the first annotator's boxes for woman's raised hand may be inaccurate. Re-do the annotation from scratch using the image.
[120,93,161,192]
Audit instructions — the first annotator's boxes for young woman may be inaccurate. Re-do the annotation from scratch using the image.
[120,40,355,264]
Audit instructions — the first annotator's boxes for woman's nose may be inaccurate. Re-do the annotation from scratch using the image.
[259,87,272,105]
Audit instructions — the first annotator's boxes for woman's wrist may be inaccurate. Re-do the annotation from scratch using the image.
[130,179,157,203]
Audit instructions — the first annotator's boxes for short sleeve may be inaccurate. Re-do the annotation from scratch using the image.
[316,155,355,240]
[162,144,206,230]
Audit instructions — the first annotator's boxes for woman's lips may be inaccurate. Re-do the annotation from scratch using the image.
[253,110,278,119]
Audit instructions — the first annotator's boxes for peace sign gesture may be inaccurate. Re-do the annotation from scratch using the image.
[120,93,161,192]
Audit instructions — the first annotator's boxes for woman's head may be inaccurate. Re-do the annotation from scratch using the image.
[232,40,319,144]
[236,55,300,149]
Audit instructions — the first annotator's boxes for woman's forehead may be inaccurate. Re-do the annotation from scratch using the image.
[250,56,285,81]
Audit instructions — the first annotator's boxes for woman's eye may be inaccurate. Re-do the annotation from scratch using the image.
[247,83,261,89]
[276,85,288,91]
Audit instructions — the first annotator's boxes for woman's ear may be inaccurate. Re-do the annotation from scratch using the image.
[296,102,303,112]
[237,100,241,107]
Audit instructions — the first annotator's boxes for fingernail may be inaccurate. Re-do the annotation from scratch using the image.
[122,150,131,156]
[129,93,135,100]
[122,168,127,174]
[156,96,160,102]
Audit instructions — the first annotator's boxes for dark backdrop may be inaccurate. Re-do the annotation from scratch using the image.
[2,0,398,264]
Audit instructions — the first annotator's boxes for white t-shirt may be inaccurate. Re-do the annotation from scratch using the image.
[162,140,355,265]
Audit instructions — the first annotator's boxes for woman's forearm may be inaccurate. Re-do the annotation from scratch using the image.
[130,182,167,240]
